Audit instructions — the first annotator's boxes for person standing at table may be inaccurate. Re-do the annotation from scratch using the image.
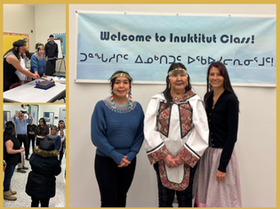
[27,120,37,153]
[35,118,49,146]
[3,39,39,91]
[144,63,209,207]
[45,34,58,75]
[194,61,241,207]
[16,46,32,83]
[13,110,32,172]
[30,43,47,78]
[91,71,144,207]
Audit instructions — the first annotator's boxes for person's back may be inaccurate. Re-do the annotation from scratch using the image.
[25,139,61,207]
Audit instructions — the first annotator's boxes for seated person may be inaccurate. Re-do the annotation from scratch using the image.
[45,125,61,151]
[30,43,47,77]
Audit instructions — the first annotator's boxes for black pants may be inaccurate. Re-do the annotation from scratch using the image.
[28,135,35,153]
[17,134,29,159]
[154,163,196,207]
[94,154,136,207]
[31,196,50,207]
[48,59,56,73]
[59,142,65,164]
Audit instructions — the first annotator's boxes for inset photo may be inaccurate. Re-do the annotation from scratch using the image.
[3,104,66,207]
[3,4,66,103]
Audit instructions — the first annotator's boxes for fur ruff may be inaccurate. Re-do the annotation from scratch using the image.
[34,146,58,158]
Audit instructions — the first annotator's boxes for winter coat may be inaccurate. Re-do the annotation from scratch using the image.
[25,140,61,199]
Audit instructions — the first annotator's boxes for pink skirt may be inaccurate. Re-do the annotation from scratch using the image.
[193,147,242,207]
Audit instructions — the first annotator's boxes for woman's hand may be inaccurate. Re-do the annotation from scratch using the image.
[118,156,130,168]
[31,73,40,80]
[216,170,226,182]
[42,74,47,77]
[19,147,25,153]
[163,154,179,168]
[173,155,185,166]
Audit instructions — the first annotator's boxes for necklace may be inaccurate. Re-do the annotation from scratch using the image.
[171,92,185,101]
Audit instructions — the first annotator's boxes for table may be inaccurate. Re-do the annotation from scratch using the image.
[3,76,66,103]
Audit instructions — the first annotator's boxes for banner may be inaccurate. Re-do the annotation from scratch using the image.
[75,12,276,84]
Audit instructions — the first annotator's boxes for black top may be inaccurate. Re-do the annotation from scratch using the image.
[205,90,239,172]
[25,140,61,199]
[3,134,21,165]
[3,56,17,80]
[45,42,58,59]
[27,124,37,137]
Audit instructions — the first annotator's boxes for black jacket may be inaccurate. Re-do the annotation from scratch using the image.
[45,41,58,59]
[25,140,61,199]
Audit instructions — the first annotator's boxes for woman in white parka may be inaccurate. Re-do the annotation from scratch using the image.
[144,62,209,207]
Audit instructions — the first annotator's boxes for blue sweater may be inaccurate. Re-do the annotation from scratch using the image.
[45,135,61,151]
[91,98,144,164]
[30,54,46,76]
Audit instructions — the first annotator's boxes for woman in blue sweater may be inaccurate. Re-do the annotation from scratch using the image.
[91,71,144,207]
[30,43,47,77]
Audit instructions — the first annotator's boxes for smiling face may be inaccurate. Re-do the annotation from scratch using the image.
[208,66,224,90]
[18,46,26,55]
[169,71,188,93]
[112,77,130,99]
[38,47,45,56]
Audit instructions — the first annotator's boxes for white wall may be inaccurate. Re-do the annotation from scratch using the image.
[3,104,65,126]
[3,4,36,52]
[69,4,276,207]
[38,104,66,127]
[3,4,65,53]
[35,4,66,47]
[3,104,24,117]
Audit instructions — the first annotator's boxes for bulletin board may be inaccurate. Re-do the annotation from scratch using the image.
[53,33,66,56]
[3,32,29,55]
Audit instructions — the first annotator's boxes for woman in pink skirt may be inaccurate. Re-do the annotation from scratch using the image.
[194,61,242,207]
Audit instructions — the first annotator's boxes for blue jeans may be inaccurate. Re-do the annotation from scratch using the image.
[4,164,16,191]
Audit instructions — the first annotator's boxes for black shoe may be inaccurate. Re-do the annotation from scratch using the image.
[17,168,26,173]
[22,166,29,170]
[25,157,29,161]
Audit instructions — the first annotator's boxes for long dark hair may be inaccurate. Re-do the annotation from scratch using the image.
[4,41,26,60]
[4,121,15,137]
[58,120,66,130]
[162,62,192,107]
[4,47,21,60]
[109,70,133,98]
[39,117,46,126]
[204,61,237,106]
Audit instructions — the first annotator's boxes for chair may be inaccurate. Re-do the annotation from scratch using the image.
[9,82,21,89]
